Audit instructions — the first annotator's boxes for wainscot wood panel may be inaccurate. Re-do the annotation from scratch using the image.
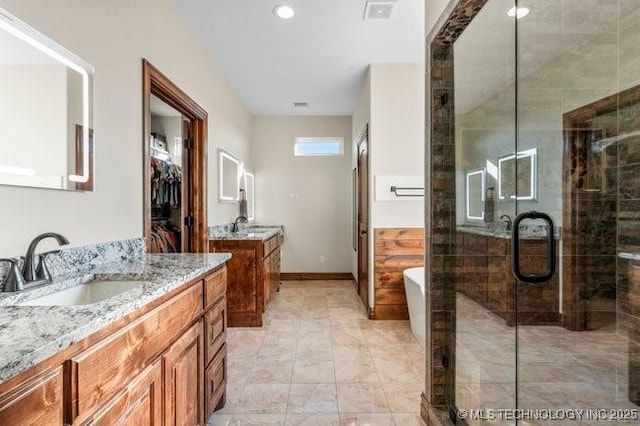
[373,228,425,320]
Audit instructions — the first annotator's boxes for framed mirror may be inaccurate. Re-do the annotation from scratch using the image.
[498,148,537,201]
[465,168,485,220]
[244,171,255,221]
[0,7,94,191]
[218,149,240,202]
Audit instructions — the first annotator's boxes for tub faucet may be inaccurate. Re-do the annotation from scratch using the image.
[22,232,69,283]
[500,215,512,231]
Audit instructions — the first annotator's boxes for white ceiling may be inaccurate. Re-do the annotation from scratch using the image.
[174,0,425,116]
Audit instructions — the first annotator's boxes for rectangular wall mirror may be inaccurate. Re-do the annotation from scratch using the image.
[218,149,240,202]
[498,148,537,201]
[244,171,255,221]
[0,7,94,191]
[465,168,485,220]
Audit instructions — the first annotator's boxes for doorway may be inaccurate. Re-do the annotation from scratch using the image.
[142,59,208,253]
[425,0,640,423]
[357,125,370,313]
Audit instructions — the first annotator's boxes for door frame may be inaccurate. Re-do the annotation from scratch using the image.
[142,59,208,253]
[356,125,371,316]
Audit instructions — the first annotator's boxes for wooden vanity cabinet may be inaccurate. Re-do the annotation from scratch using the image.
[0,265,228,426]
[210,234,282,327]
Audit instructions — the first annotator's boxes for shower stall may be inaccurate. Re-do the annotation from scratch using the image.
[425,0,640,424]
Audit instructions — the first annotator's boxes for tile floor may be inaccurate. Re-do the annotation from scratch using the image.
[457,293,639,426]
[208,280,426,426]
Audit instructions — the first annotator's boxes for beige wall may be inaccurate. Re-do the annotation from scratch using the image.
[0,0,252,255]
[351,63,426,308]
[252,116,353,273]
[370,64,425,228]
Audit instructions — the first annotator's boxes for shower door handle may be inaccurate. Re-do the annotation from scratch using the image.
[511,211,555,284]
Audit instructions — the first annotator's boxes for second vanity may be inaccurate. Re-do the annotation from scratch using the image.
[457,225,560,326]
[210,225,283,327]
[0,239,230,425]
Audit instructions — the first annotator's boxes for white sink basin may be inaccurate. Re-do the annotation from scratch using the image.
[20,280,148,306]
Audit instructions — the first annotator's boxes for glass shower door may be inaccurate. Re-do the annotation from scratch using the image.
[515,1,640,423]
[452,0,518,423]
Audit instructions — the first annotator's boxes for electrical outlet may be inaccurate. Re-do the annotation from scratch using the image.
[320,255,326,264]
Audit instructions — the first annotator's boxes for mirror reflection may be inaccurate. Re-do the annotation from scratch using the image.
[0,8,94,191]
[218,150,240,202]
[244,171,255,220]
[465,168,485,220]
[497,148,536,201]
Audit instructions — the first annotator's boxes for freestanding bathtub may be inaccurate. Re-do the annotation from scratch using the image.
[403,267,425,345]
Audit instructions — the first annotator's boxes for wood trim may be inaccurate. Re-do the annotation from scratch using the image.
[562,84,640,331]
[142,59,208,253]
[280,273,354,281]
[74,125,94,192]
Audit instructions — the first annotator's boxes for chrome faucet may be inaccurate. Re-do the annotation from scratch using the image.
[231,216,247,233]
[0,232,69,292]
[500,214,513,231]
[23,232,69,282]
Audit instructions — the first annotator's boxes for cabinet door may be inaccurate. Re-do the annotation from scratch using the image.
[263,252,273,308]
[82,359,162,426]
[164,321,204,426]
[0,367,63,426]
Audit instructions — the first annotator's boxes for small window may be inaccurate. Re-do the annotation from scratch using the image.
[294,137,344,156]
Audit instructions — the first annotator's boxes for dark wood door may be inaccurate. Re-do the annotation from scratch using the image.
[357,127,369,310]
[181,117,192,253]
[164,321,203,426]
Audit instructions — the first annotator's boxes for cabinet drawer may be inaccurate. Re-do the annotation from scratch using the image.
[204,267,226,309]
[0,367,64,426]
[81,359,162,426]
[205,297,226,366]
[205,345,226,419]
[69,283,202,422]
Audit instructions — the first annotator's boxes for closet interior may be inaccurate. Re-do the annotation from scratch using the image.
[149,94,188,253]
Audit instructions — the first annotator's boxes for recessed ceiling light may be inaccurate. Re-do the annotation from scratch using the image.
[274,4,295,20]
[507,6,531,19]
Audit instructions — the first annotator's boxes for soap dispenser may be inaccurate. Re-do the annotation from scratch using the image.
[239,189,248,219]
[484,186,495,223]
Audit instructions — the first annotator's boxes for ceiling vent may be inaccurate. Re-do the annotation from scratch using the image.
[294,102,309,107]
[363,1,396,20]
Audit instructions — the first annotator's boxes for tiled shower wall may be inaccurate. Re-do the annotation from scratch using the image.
[425,0,489,421]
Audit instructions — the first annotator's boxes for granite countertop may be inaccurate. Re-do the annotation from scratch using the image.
[209,225,284,241]
[457,224,562,240]
[0,253,230,384]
